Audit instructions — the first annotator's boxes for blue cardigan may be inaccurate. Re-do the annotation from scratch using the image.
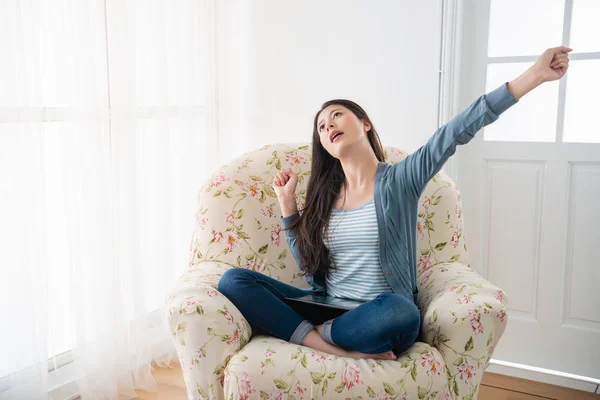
[280,83,519,304]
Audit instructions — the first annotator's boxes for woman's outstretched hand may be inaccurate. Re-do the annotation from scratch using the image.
[507,46,573,100]
[532,46,573,83]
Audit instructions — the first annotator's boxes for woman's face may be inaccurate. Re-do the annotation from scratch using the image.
[316,104,371,158]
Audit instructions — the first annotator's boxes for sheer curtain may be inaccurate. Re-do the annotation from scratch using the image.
[0,0,221,398]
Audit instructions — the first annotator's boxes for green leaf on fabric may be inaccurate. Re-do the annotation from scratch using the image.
[197,383,209,399]
[213,364,224,375]
[383,382,396,395]
[465,336,474,352]
[274,378,289,390]
[321,379,328,396]
[310,372,324,384]
[278,249,287,260]
[435,242,447,251]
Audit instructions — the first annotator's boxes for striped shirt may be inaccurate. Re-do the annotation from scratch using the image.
[323,198,393,301]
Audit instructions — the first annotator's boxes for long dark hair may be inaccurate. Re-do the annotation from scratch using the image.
[284,99,385,277]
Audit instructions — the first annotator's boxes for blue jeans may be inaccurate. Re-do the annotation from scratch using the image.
[218,268,421,355]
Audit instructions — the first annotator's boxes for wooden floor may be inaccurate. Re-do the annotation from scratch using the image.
[136,364,600,400]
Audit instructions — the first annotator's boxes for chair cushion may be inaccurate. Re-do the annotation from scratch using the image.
[223,335,450,399]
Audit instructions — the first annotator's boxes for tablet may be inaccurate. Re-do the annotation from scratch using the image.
[284,294,366,311]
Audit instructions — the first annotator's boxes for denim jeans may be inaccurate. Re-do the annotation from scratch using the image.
[218,268,421,355]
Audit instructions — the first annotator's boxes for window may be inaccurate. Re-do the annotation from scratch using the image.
[0,0,215,381]
[483,0,600,143]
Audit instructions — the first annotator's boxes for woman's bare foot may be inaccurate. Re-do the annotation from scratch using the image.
[310,327,396,361]
[345,349,397,361]
[302,330,397,361]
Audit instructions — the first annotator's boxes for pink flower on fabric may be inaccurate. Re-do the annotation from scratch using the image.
[200,217,208,230]
[206,289,221,297]
[342,364,364,390]
[285,153,307,165]
[468,309,484,334]
[416,217,427,239]
[236,160,250,173]
[470,317,483,334]
[495,290,506,304]
[213,231,223,243]
[225,212,235,224]
[310,351,332,363]
[294,384,307,399]
[440,388,452,400]
[498,309,507,322]
[210,173,229,188]
[420,353,442,376]
[265,389,284,400]
[422,196,432,209]
[458,363,475,384]
[455,205,462,219]
[226,329,240,345]
[237,372,256,400]
[226,234,241,252]
[191,348,206,365]
[221,309,234,324]
[450,229,460,248]
[261,205,275,218]
[417,255,432,273]
[270,225,281,246]
[244,181,262,198]
[422,269,434,285]
[246,259,260,271]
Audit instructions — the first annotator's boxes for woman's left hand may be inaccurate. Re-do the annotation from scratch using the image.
[532,46,573,83]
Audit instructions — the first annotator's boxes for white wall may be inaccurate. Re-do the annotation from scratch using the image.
[216,0,442,162]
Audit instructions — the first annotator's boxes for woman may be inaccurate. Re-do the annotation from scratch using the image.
[218,46,572,361]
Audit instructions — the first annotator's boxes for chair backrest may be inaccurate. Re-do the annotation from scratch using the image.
[188,143,469,288]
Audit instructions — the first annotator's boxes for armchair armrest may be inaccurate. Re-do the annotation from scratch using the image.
[418,261,509,399]
[165,261,252,400]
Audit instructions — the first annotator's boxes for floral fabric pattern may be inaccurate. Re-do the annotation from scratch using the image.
[166,144,509,399]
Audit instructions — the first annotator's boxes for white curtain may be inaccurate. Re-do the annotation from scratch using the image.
[0,0,222,398]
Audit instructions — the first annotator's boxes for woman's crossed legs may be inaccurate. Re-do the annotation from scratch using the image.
[218,268,420,360]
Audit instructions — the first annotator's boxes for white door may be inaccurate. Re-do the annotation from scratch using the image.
[454,0,600,384]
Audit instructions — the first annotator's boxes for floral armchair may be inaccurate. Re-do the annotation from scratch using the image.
[165,143,509,400]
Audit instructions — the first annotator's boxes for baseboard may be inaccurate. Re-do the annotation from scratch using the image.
[486,359,600,394]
